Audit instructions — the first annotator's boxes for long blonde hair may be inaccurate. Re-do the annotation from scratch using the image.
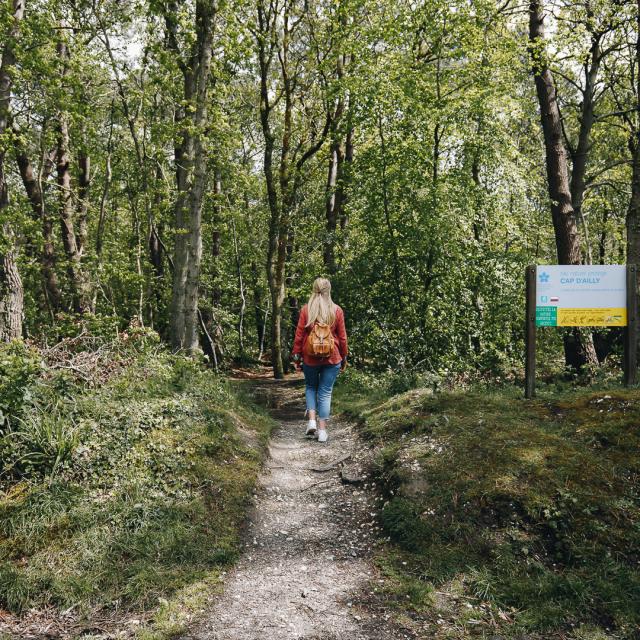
[306,277,337,327]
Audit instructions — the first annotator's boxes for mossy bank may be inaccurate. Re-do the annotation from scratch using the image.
[336,372,640,639]
[0,335,274,638]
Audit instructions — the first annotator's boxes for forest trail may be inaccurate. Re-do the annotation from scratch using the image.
[179,376,410,640]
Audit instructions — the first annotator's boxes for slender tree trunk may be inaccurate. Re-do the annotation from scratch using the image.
[231,219,246,357]
[147,163,164,326]
[529,0,598,370]
[340,121,354,231]
[169,0,217,353]
[258,0,285,378]
[323,71,346,274]
[323,135,342,274]
[0,0,25,341]
[257,0,332,376]
[599,210,609,265]
[76,148,90,256]
[14,137,61,311]
[323,42,353,273]
[212,167,222,307]
[96,102,114,258]
[569,15,602,265]
[627,0,640,274]
[0,223,23,342]
[378,114,403,308]
[56,39,92,314]
[251,259,265,355]
[323,123,353,272]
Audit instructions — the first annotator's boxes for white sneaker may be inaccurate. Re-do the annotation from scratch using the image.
[305,420,317,436]
[317,429,328,443]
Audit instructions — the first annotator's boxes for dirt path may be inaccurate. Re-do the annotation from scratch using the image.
[179,377,411,640]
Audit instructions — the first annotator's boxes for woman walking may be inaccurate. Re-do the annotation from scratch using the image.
[292,278,348,443]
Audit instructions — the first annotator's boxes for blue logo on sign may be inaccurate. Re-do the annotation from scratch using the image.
[541,295,548,303]
[539,272,550,283]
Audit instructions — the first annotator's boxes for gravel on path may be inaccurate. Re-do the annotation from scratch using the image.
[178,377,413,640]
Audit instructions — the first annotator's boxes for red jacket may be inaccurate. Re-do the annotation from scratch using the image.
[293,304,348,366]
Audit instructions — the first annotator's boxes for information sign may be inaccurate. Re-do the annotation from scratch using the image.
[524,264,637,399]
[535,265,627,327]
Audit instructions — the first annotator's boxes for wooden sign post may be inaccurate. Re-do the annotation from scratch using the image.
[525,264,637,398]
[525,266,536,399]
[625,264,638,387]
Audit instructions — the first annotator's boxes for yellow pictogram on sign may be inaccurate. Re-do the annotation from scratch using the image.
[556,308,627,327]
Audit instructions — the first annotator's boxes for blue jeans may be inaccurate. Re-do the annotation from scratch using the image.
[302,363,341,420]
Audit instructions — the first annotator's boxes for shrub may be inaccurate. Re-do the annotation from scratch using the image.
[0,342,41,429]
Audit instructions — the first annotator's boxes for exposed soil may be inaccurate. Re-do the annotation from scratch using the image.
[178,375,413,640]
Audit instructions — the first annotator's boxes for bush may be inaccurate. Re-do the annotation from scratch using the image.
[3,407,79,481]
[0,342,41,429]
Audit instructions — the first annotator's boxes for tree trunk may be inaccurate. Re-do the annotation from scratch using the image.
[341,122,354,231]
[324,81,345,274]
[323,43,353,274]
[251,259,265,355]
[257,0,332,377]
[231,219,246,357]
[169,0,217,353]
[148,164,164,322]
[529,0,598,370]
[378,114,403,308]
[0,0,25,341]
[258,0,285,378]
[56,39,91,314]
[96,102,114,258]
[76,149,90,256]
[628,141,640,270]
[627,0,640,275]
[568,11,602,265]
[0,224,23,342]
[212,167,222,306]
[14,138,61,311]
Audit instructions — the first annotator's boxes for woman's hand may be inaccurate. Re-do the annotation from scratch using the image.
[340,358,347,372]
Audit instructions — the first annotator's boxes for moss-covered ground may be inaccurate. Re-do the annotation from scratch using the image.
[0,339,274,638]
[335,374,640,639]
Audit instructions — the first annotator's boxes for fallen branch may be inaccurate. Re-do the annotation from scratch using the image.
[300,478,334,492]
[306,453,351,472]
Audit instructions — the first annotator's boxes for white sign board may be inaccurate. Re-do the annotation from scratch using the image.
[536,265,627,327]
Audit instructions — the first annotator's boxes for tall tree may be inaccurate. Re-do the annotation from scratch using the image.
[0,0,25,342]
[255,0,333,377]
[626,1,640,281]
[323,11,353,275]
[529,0,598,369]
[165,0,218,353]
[13,131,61,312]
[55,36,92,314]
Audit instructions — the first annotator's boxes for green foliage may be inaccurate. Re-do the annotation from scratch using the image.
[2,0,636,377]
[0,342,41,429]
[0,341,273,619]
[3,408,79,480]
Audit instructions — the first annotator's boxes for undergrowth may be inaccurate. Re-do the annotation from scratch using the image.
[337,373,640,639]
[0,332,273,634]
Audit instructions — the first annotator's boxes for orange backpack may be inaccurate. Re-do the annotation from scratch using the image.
[303,322,335,359]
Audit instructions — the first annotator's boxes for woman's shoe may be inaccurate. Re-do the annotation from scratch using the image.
[305,420,317,436]
[317,429,328,443]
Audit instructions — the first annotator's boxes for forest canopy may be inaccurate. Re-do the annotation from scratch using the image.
[1,0,639,379]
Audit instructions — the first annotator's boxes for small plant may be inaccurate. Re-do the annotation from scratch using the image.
[0,342,41,429]
[2,407,79,481]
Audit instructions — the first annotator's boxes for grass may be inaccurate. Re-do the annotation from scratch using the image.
[0,342,274,637]
[336,374,640,639]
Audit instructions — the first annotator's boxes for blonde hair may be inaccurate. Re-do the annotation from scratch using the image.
[306,277,337,327]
